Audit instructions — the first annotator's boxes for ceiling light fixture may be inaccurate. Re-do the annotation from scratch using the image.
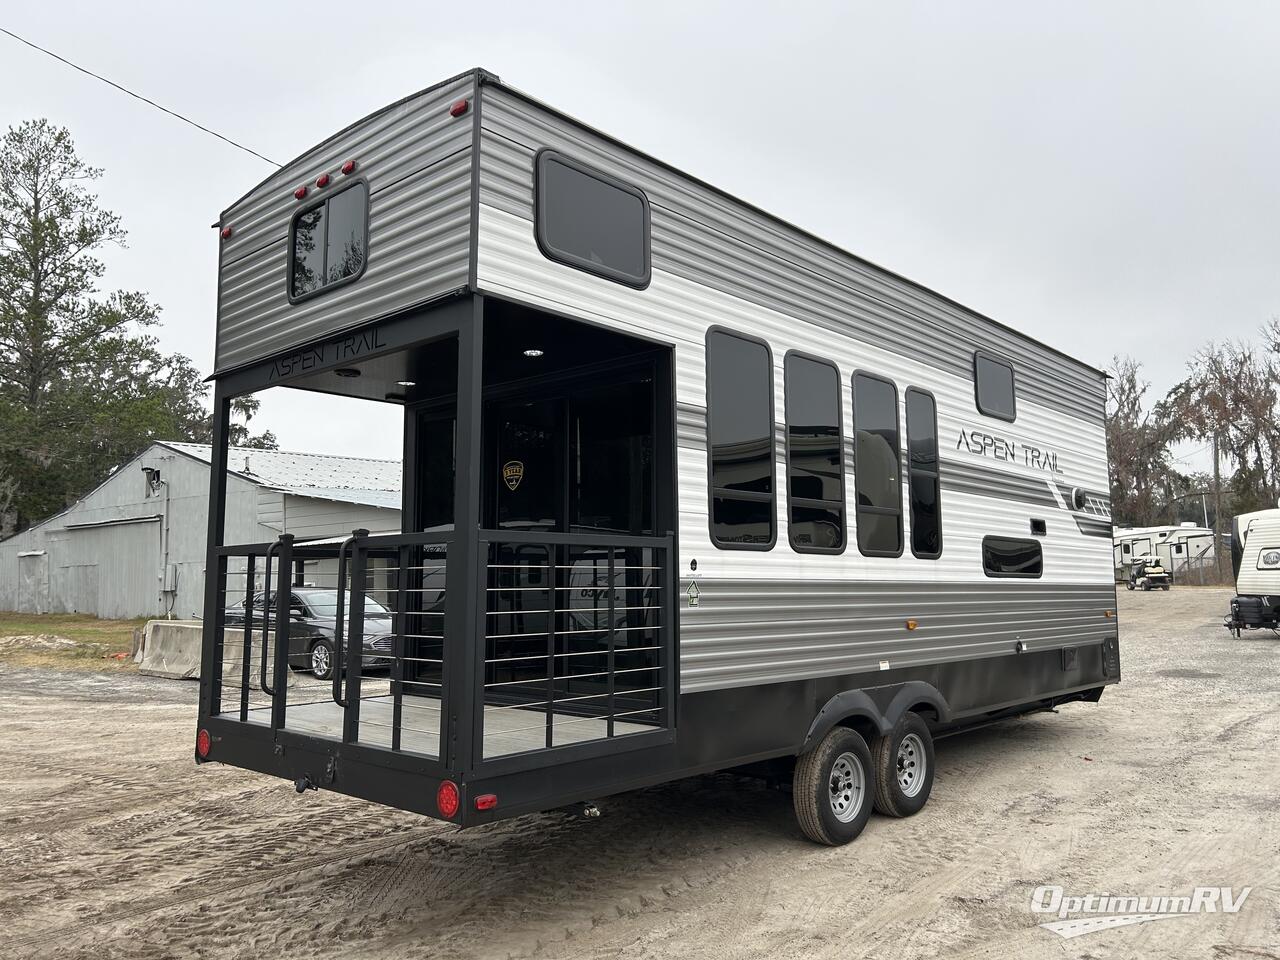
[522,348,544,358]
[395,380,416,387]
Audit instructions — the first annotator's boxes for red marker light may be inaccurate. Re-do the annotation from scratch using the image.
[315,173,330,188]
[220,226,233,240]
[341,159,357,175]
[294,186,308,200]
[196,728,212,758]
[474,793,498,811]
[436,780,460,819]
[449,98,469,118]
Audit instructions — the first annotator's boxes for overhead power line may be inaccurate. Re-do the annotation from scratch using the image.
[0,26,279,166]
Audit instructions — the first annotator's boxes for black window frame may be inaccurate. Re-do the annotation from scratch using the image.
[534,149,652,290]
[705,326,776,551]
[973,349,1017,422]
[783,351,846,555]
[852,370,904,559]
[904,386,942,560]
[287,179,371,304]
[981,536,1044,579]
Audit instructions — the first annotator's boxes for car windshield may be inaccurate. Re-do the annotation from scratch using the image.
[246,590,390,616]
[296,590,390,617]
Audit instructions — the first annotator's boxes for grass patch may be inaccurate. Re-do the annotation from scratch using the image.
[0,612,150,670]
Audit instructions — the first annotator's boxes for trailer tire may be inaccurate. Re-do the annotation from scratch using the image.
[792,727,875,845]
[309,639,335,680]
[871,711,934,818]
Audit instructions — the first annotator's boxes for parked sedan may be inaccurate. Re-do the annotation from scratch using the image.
[224,588,396,680]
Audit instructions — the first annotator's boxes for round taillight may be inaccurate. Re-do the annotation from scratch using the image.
[294,185,308,200]
[315,173,330,188]
[196,728,212,758]
[220,226,233,240]
[341,159,357,175]
[436,780,460,819]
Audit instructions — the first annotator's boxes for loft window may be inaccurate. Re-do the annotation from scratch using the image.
[289,181,368,301]
[785,353,844,553]
[535,151,650,288]
[982,536,1043,578]
[707,329,774,549]
[974,351,1016,421]
[853,372,902,557]
[905,388,942,558]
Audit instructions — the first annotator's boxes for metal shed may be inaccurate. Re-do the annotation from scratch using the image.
[0,442,401,619]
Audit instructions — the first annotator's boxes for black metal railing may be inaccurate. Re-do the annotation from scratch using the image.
[210,531,451,758]
[480,531,674,759]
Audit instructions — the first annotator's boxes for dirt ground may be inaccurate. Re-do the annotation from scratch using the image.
[1,587,1276,960]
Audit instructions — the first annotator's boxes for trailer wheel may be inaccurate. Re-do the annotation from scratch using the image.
[871,711,935,818]
[792,727,875,845]
[309,639,335,680]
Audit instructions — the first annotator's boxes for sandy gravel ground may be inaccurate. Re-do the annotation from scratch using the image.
[1,587,1276,959]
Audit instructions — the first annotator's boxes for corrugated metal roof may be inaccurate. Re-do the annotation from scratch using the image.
[161,442,401,511]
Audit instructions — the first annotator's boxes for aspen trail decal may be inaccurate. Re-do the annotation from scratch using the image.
[502,460,524,492]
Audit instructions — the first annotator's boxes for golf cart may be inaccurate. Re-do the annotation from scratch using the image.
[1126,556,1171,591]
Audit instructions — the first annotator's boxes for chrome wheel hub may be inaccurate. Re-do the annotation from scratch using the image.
[828,751,866,823]
[897,733,926,797]
[312,644,330,676]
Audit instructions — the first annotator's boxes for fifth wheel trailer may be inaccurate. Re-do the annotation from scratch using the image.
[196,68,1119,845]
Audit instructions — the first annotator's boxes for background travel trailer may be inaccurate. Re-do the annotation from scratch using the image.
[195,69,1119,844]
[1112,524,1216,583]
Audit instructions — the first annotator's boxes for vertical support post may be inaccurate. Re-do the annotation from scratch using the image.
[545,547,556,749]
[606,548,616,738]
[442,297,484,772]
[391,542,408,752]
[198,387,231,722]
[270,535,294,730]
[343,537,368,743]
[239,554,256,722]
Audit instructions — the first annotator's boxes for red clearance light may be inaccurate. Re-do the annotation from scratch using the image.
[196,728,212,758]
[474,793,498,811]
[294,185,308,200]
[220,226,233,240]
[437,780,460,819]
[341,159,357,175]
[315,173,330,188]
[449,98,469,118]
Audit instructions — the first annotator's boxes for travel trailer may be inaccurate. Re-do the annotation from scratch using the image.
[195,69,1120,846]
[1225,507,1280,634]
[1112,524,1215,582]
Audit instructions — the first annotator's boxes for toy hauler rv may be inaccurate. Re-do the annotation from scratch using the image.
[1225,507,1280,634]
[196,69,1120,845]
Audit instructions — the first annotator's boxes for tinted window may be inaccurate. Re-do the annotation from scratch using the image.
[853,373,902,556]
[974,352,1016,421]
[905,389,941,558]
[982,536,1043,577]
[708,331,774,548]
[785,354,844,552]
[536,153,650,287]
[289,182,368,299]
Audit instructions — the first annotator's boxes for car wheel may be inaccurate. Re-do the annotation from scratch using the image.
[872,711,935,817]
[309,639,335,680]
[793,727,876,845]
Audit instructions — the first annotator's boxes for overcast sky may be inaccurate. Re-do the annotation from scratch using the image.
[2,2,1277,470]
